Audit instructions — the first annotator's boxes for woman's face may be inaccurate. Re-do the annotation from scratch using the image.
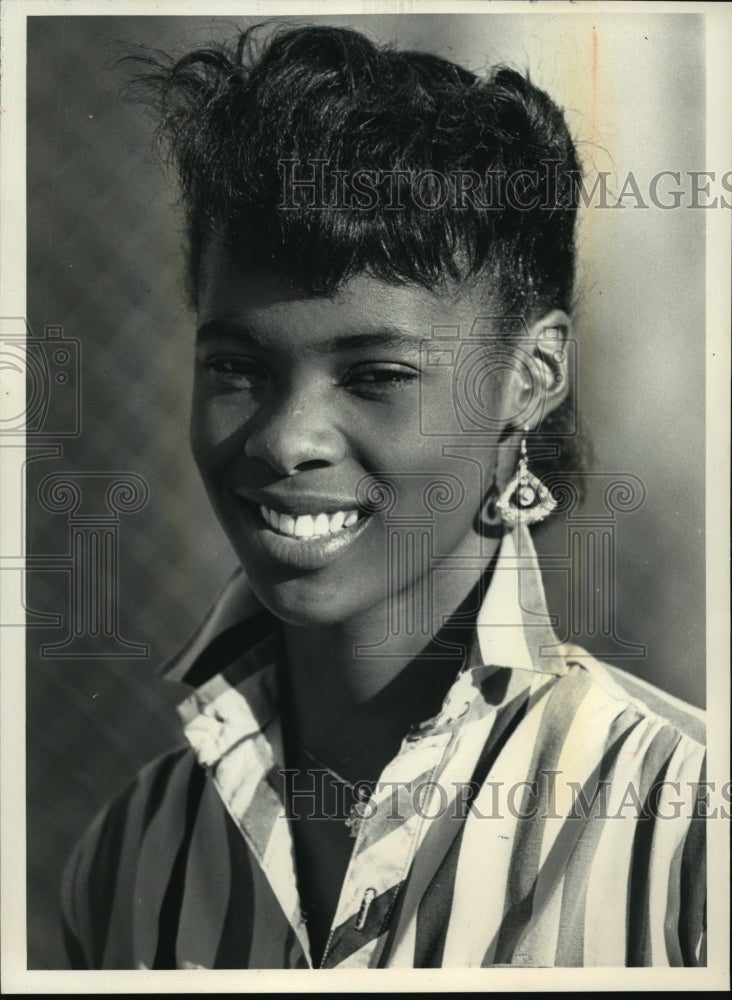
[191,243,549,628]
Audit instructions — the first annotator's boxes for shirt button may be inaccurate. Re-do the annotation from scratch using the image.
[355,888,376,931]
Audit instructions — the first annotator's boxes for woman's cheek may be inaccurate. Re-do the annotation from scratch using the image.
[190,393,249,462]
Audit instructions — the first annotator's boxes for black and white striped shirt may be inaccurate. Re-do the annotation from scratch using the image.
[61,526,706,968]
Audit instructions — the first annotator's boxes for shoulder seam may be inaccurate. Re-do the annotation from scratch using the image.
[564,655,706,747]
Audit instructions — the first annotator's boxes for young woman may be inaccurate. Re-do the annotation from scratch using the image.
[61,24,705,969]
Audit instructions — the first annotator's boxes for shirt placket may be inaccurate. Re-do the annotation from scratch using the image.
[318,723,458,969]
[179,652,505,970]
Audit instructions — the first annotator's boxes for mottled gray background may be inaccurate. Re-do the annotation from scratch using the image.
[26,13,706,968]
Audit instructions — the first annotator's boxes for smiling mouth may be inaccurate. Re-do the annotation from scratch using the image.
[238,498,372,571]
[258,505,364,539]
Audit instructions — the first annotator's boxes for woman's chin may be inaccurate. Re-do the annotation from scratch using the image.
[253,577,379,630]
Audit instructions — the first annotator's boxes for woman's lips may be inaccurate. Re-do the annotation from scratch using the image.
[235,498,373,571]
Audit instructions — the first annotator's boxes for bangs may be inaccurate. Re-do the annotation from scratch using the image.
[127,23,579,312]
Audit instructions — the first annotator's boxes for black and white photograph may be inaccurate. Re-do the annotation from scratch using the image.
[1,0,729,991]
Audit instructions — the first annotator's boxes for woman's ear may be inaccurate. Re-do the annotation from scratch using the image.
[507,309,572,429]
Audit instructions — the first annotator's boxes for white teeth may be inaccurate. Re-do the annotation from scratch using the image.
[259,505,280,530]
[329,510,345,532]
[279,513,295,535]
[294,514,315,538]
[259,505,362,538]
[313,513,330,536]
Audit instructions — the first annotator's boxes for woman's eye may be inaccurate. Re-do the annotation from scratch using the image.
[203,355,267,389]
[343,365,420,397]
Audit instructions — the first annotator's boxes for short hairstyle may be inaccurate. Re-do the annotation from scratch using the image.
[128,23,588,502]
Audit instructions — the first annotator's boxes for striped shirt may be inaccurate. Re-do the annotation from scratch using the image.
[61,525,706,968]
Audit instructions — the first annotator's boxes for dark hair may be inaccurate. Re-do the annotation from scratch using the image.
[128,23,588,503]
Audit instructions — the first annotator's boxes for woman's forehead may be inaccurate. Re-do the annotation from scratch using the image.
[197,239,503,334]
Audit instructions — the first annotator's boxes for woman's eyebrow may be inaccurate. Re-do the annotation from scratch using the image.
[319,329,423,353]
[196,320,265,344]
[196,321,424,352]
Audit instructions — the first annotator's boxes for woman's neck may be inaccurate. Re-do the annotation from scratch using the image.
[280,532,501,783]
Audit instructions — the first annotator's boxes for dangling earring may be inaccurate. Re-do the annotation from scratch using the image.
[496,429,557,526]
[477,474,504,537]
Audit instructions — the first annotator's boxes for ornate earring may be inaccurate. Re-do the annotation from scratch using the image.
[477,475,504,537]
[496,430,557,526]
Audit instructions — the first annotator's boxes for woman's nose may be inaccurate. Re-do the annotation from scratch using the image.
[243,384,346,475]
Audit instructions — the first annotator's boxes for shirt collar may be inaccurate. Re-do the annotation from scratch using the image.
[161,524,567,689]
[475,525,567,676]
[158,568,272,685]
